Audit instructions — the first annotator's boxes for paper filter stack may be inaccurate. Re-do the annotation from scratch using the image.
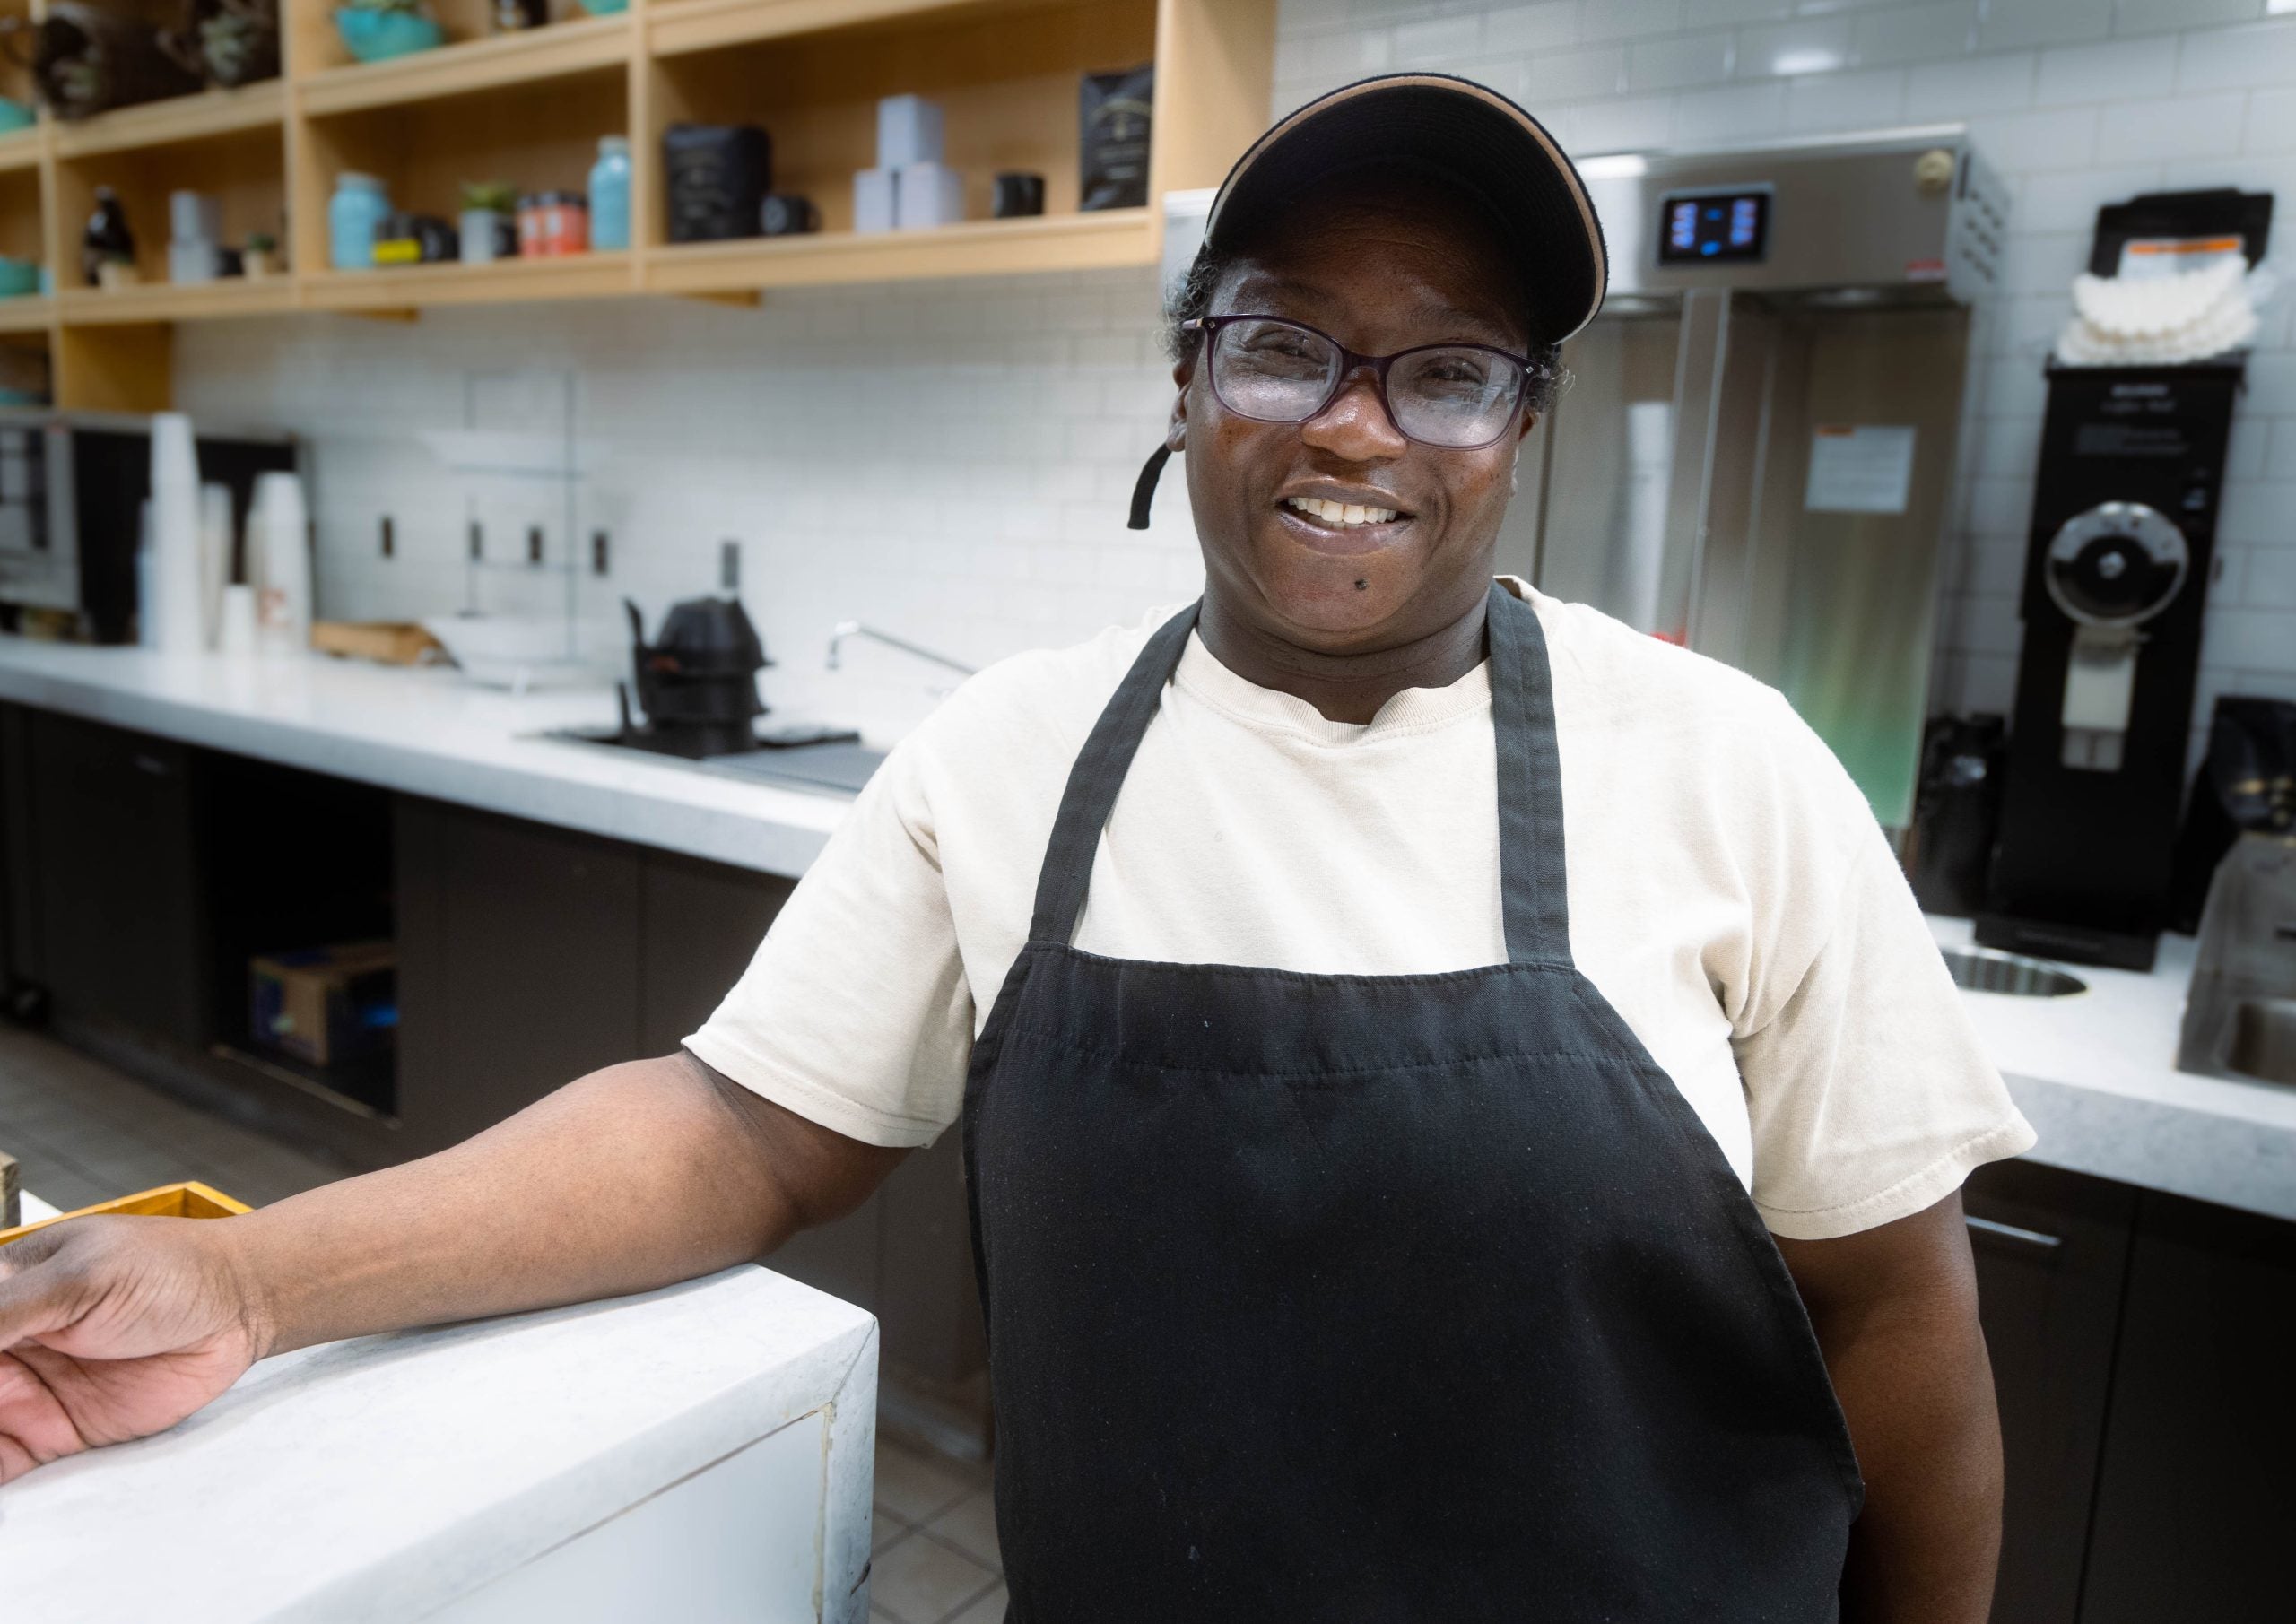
[2055,256,2268,367]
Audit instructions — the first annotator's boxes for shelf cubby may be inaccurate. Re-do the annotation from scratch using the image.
[293,64,631,291]
[299,11,633,118]
[305,248,634,310]
[0,162,40,265]
[286,0,613,80]
[648,0,1152,235]
[54,120,288,300]
[51,80,286,161]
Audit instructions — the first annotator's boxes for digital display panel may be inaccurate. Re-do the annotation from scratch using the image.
[1658,190,1770,265]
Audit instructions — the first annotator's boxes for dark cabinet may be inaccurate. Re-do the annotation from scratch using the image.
[635,850,793,1055]
[0,705,40,992]
[1966,1162,2296,1624]
[395,805,985,1413]
[2079,1193,2296,1624]
[23,711,205,1046]
[4,717,991,1441]
[635,849,881,1314]
[1964,1159,2136,1624]
[395,798,641,1156]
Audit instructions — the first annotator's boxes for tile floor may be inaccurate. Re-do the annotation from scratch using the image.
[0,1023,349,1215]
[872,1434,1006,1623]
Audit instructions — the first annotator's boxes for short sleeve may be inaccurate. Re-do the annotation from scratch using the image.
[683,740,970,1148]
[1735,726,2036,1240]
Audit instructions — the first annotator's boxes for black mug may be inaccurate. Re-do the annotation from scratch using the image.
[993,172,1046,219]
[760,194,820,236]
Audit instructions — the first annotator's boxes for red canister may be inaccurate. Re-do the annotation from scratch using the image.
[517,191,589,257]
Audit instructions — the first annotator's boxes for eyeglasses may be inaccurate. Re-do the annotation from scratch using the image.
[1184,315,1540,450]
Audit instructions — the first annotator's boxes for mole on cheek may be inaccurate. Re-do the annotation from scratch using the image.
[1354,578,1369,591]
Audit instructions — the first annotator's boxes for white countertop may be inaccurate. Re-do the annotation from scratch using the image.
[0,638,846,878]
[0,637,2287,1221]
[1930,916,2296,1222]
[0,1264,878,1622]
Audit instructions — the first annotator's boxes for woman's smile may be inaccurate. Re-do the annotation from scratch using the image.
[1274,489,1417,555]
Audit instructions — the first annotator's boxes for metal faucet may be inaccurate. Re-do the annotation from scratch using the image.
[827,621,978,679]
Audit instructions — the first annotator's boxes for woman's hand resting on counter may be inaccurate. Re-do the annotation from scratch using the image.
[0,1052,906,1486]
[0,1216,266,1482]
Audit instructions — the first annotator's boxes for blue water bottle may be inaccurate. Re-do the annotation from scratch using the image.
[328,172,392,270]
[588,136,631,252]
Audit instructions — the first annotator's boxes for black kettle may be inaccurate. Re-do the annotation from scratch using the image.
[625,595,770,754]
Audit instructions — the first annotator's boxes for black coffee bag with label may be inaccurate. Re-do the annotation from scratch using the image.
[665,124,773,243]
[1081,66,1154,212]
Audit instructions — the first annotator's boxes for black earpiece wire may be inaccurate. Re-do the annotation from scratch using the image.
[1126,444,1173,531]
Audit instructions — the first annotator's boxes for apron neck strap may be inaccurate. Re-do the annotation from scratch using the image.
[1485,580,1573,968]
[1029,602,1200,944]
[1027,584,1573,968]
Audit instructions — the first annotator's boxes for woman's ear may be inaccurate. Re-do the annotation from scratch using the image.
[1167,370,1190,453]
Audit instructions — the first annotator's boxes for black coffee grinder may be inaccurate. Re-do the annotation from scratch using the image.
[1978,192,2267,971]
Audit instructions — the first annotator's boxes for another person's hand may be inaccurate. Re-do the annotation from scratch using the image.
[0,1217,265,1484]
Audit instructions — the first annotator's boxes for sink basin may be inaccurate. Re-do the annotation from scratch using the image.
[2226,998,2296,1086]
[1941,943,2087,998]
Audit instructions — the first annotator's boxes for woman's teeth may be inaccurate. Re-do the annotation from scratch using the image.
[1284,496,1401,528]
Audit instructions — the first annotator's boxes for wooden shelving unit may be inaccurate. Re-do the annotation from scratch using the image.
[299,11,634,117]
[0,294,50,334]
[57,278,297,325]
[642,206,1155,293]
[0,0,1274,411]
[50,81,288,160]
[304,249,636,308]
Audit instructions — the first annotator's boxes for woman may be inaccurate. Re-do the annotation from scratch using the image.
[1,76,2030,1620]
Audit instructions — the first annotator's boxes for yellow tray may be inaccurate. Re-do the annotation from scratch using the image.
[0,1181,248,1247]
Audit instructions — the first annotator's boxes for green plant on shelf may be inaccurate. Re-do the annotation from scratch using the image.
[459,180,517,216]
[176,0,283,90]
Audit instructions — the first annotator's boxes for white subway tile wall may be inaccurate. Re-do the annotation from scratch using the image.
[175,0,2296,760]
[176,278,1203,744]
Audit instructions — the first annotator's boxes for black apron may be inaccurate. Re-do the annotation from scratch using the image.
[961,583,1862,1622]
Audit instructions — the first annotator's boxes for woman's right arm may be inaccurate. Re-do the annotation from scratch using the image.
[0,1050,906,1484]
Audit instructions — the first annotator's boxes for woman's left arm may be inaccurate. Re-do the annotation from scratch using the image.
[1776,1190,2002,1624]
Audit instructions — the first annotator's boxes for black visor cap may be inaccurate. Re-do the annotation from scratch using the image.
[1203,74,1607,351]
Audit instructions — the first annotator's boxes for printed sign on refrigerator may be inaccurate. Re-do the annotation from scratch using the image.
[1805,424,1918,516]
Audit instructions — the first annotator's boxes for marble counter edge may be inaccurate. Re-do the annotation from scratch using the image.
[0,654,842,878]
[3,1266,879,1622]
[2006,1067,2296,1224]
[300,1319,880,1624]
[289,1278,879,1624]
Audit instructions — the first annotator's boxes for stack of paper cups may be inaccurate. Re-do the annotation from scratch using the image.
[250,471,311,656]
[145,413,206,654]
[198,482,231,649]
[217,584,258,659]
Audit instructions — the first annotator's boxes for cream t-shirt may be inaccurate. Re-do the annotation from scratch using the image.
[689,579,2034,1240]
